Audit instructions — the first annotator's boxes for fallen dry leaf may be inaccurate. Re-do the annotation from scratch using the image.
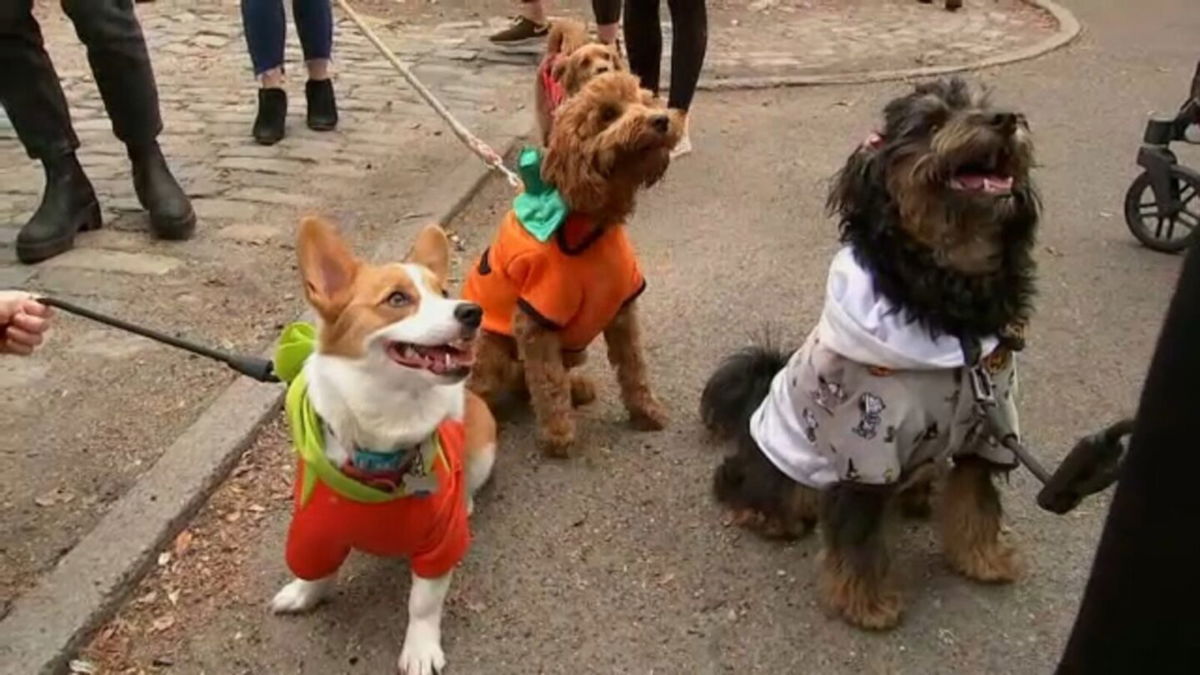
[150,614,176,633]
[157,552,171,567]
[173,531,194,557]
[68,659,97,674]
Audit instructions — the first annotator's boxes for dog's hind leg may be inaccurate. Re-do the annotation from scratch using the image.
[819,483,902,630]
[603,301,668,431]
[271,575,337,614]
[939,456,1021,583]
[514,310,575,456]
[463,391,497,516]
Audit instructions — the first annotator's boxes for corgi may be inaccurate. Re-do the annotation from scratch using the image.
[270,217,496,675]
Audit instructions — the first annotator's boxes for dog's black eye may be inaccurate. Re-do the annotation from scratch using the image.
[386,291,411,307]
[600,104,620,123]
[440,288,449,298]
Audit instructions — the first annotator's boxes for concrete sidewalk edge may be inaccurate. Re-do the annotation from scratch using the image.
[697,0,1083,91]
[0,112,532,675]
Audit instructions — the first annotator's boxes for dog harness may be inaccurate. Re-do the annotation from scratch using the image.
[539,53,567,117]
[750,248,1020,488]
[462,151,646,351]
[274,322,470,580]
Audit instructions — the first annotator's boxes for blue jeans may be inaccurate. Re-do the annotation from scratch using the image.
[241,0,332,76]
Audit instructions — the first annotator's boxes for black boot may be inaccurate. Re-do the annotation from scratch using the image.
[253,88,287,145]
[305,79,338,132]
[129,142,195,241]
[16,153,102,264]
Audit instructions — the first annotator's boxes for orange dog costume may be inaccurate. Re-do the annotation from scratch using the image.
[463,210,645,351]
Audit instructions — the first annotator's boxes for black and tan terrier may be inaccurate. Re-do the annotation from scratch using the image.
[702,77,1039,630]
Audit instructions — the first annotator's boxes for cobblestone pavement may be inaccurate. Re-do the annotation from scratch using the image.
[0,0,528,613]
[356,0,1061,82]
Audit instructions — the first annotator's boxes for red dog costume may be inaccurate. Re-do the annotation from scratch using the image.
[275,322,470,581]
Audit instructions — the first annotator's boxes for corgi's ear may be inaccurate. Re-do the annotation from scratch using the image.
[297,216,359,321]
[407,224,450,284]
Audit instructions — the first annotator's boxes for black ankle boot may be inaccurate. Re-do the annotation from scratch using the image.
[16,153,102,264]
[306,79,338,132]
[254,88,287,145]
[129,142,196,241]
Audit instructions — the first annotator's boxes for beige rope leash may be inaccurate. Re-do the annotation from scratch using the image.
[335,0,522,188]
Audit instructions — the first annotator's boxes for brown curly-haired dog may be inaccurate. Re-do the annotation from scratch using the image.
[464,71,681,456]
[702,78,1038,630]
[536,19,625,145]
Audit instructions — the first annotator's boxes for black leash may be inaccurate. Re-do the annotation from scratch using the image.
[38,296,279,383]
[959,334,1131,514]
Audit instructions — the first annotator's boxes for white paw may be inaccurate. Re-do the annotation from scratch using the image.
[398,624,445,675]
[270,578,331,614]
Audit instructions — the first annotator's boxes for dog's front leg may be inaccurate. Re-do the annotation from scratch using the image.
[819,483,902,630]
[398,571,452,675]
[939,456,1021,582]
[603,301,668,431]
[514,310,575,455]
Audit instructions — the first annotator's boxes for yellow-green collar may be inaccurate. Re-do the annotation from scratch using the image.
[274,322,445,505]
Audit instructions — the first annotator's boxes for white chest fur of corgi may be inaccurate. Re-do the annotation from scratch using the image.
[270,216,497,675]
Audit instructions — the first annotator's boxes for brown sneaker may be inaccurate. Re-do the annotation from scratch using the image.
[489,16,549,50]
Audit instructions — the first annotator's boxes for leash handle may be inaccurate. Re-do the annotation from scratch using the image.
[38,297,279,383]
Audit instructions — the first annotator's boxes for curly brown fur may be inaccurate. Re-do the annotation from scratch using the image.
[469,72,678,456]
[543,71,681,227]
[603,301,668,430]
[512,311,575,456]
[828,77,1040,341]
[536,19,625,144]
[939,456,1021,582]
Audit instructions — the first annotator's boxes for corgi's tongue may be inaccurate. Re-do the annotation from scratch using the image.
[950,173,1014,195]
[387,342,474,374]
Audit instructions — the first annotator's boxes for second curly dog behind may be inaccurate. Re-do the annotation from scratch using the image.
[465,71,682,456]
[536,18,625,145]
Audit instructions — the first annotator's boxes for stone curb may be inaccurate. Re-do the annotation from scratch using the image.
[0,111,532,675]
[697,0,1082,91]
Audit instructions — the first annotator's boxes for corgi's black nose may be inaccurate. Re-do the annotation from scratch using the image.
[650,114,670,133]
[455,303,483,329]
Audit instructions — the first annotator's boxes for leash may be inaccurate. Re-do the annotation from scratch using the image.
[334,0,522,189]
[959,335,1131,514]
[38,297,279,383]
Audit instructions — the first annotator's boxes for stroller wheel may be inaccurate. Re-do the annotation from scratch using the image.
[1123,166,1200,253]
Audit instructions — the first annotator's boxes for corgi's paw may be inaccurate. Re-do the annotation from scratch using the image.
[398,623,445,675]
[270,577,333,614]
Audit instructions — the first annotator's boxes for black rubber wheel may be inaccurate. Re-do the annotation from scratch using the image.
[1123,167,1200,253]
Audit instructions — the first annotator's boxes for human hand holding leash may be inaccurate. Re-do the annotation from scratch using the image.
[0,291,53,356]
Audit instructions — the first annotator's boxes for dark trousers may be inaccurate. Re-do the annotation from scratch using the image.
[1056,240,1200,672]
[0,0,161,160]
[592,0,708,111]
[240,0,333,76]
